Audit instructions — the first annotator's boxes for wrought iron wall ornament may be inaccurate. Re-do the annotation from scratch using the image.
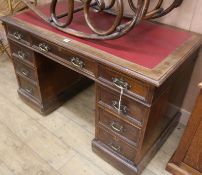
[20,0,184,40]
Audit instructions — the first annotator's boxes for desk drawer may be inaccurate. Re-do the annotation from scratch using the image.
[10,41,35,66]
[14,59,37,82]
[99,66,151,102]
[97,85,148,126]
[97,127,136,161]
[7,25,30,45]
[18,76,40,101]
[32,37,96,76]
[98,108,140,146]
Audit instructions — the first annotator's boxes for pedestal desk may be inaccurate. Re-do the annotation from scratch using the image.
[1,2,201,175]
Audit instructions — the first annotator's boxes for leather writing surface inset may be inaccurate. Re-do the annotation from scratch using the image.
[15,1,191,69]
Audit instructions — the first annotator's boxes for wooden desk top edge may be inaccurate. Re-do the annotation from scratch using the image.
[1,15,201,87]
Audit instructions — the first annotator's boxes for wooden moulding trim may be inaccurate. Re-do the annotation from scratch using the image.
[166,163,190,175]
[180,162,202,175]
[1,16,201,87]
[167,161,202,175]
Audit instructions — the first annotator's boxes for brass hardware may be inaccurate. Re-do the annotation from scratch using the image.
[71,57,85,68]
[109,142,121,152]
[25,87,33,95]
[13,32,23,40]
[112,78,130,90]
[111,121,123,133]
[21,69,30,77]
[38,43,50,52]
[112,100,127,114]
[17,51,25,60]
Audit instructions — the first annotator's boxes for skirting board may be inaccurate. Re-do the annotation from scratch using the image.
[168,103,190,126]
[180,108,191,126]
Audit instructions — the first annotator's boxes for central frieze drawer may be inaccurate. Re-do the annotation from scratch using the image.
[98,108,141,147]
[97,127,136,162]
[32,36,96,76]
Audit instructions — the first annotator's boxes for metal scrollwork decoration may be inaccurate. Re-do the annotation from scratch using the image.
[20,0,184,40]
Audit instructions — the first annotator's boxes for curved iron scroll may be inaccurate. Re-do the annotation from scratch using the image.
[20,0,184,40]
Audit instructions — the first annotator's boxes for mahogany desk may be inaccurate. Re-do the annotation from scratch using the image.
[1,2,201,174]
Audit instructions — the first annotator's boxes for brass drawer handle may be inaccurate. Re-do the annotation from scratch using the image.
[109,142,121,152]
[71,57,85,68]
[111,121,123,133]
[38,43,50,52]
[13,32,23,40]
[17,51,26,60]
[25,87,33,95]
[112,78,130,90]
[112,100,128,114]
[21,68,30,77]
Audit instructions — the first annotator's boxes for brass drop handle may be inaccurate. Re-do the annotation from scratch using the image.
[112,100,127,114]
[13,32,23,40]
[38,43,50,52]
[25,87,33,94]
[109,142,121,152]
[71,57,85,68]
[111,121,123,133]
[21,68,30,77]
[112,78,130,90]
[18,51,26,60]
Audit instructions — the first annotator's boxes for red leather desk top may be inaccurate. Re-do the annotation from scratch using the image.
[15,1,191,69]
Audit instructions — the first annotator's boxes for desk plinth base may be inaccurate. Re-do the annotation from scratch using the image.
[92,112,180,175]
[17,89,69,115]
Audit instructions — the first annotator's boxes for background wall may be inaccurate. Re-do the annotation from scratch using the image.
[154,0,202,123]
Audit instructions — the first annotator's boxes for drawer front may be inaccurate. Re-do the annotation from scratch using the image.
[18,76,40,101]
[32,36,96,76]
[97,127,136,161]
[14,59,37,82]
[62,51,96,77]
[7,25,30,45]
[98,85,148,126]
[9,41,35,66]
[99,66,151,102]
[98,108,141,146]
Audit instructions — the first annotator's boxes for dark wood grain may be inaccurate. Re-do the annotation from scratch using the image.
[98,65,153,103]
[97,107,141,147]
[14,58,37,81]
[9,40,35,66]
[97,126,137,161]
[97,84,149,126]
